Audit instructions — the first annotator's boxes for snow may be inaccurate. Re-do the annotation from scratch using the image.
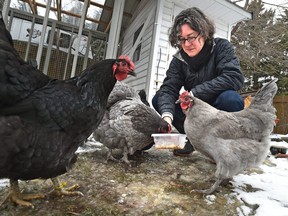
[76,139,103,154]
[233,155,288,216]
[232,134,288,216]
[0,179,8,188]
[1,135,288,215]
[270,134,288,148]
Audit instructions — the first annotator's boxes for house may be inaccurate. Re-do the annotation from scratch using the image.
[120,0,252,103]
[2,0,251,101]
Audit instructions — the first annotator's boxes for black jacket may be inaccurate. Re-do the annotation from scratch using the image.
[157,38,244,118]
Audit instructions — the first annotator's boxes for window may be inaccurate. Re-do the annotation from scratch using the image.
[133,24,143,62]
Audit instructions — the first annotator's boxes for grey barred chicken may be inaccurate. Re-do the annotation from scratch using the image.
[93,82,171,164]
[176,79,278,194]
[106,81,140,108]
[0,13,136,207]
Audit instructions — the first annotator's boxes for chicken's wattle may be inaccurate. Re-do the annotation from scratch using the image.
[180,100,193,110]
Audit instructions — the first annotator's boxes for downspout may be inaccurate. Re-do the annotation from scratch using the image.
[227,24,232,41]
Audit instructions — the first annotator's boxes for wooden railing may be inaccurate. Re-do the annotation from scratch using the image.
[273,95,288,135]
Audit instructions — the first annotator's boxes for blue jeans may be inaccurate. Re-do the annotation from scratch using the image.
[152,90,244,134]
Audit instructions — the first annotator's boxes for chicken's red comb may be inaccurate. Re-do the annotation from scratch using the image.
[180,91,190,98]
[118,55,135,71]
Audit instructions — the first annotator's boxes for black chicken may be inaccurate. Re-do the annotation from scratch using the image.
[93,82,171,165]
[138,89,150,106]
[0,14,135,207]
[0,13,51,109]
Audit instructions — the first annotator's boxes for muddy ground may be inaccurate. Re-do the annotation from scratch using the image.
[0,142,262,216]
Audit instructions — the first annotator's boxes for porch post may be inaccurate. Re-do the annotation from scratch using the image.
[36,0,52,70]
[105,0,125,59]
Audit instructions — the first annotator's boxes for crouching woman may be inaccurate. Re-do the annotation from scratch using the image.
[152,7,244,156]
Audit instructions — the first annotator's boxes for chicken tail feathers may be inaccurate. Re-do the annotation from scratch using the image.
[250,79,278,108]
[0,11,14,47]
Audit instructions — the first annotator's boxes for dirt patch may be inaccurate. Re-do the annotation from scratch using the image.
[0,145,248,215]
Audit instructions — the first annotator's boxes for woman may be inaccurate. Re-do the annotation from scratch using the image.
[152,7,244,156]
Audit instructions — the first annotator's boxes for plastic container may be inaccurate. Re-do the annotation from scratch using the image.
[151,134,187,149]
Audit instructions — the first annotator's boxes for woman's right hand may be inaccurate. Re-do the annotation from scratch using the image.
[163,116,172,127]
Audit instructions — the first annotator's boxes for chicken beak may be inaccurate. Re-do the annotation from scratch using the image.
[129,71,136,77]
[175,99,182,104]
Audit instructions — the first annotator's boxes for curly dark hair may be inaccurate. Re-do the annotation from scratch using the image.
[169,7,215,48]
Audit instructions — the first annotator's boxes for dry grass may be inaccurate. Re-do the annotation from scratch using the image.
[0,146,247,215]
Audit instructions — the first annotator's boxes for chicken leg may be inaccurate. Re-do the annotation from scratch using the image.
[120,146,132,166]
[193,178,223,195]
[106,149,121,163]
[50,177,84,197]
[2,179,45,208]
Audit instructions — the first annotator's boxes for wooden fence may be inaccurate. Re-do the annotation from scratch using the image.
[273,95,288,135]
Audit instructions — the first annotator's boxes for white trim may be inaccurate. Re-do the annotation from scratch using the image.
[2,0,11,25]
[227,24,232,41]
[147,0,164,103]
[105,0,125,59]
[215,0,252,22]
[36,0,52,70]
[83,30,92,70]
[43,21,56,75]
[71,0,89,77]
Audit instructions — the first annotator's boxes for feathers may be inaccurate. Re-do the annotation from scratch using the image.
[178,79,278,194]
[0,12,136,206]
[0,14,135,183]
[0,19,51,109]
[93,82,171,164]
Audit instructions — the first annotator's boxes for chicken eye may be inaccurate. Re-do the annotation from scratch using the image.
[184,97,190,102]
[121,61,127,67]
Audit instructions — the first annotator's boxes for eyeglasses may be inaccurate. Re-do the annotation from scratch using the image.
[177,33,200,45]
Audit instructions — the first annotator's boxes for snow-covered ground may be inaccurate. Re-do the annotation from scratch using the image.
[232,134,288,216]
[1,134,287,215]
[233,156,288,216]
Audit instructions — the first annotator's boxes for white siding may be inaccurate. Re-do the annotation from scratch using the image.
[214,20,230,39]
[148,0,235,101]
[121,0,157,92]
[146,0,174,103]
[121,0,251,102]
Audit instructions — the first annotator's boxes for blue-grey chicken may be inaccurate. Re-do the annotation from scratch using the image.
[176,79,278,194]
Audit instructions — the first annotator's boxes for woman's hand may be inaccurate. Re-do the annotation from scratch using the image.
[163,116,172,127]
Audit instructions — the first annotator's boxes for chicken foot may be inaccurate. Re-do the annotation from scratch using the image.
[120,145,133,166]
[105,149,131,166]
[193,178,223,194]
[50,177,84,197]
[106,149,122,163]
[1,179,45,208]
[119,153,131,166]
